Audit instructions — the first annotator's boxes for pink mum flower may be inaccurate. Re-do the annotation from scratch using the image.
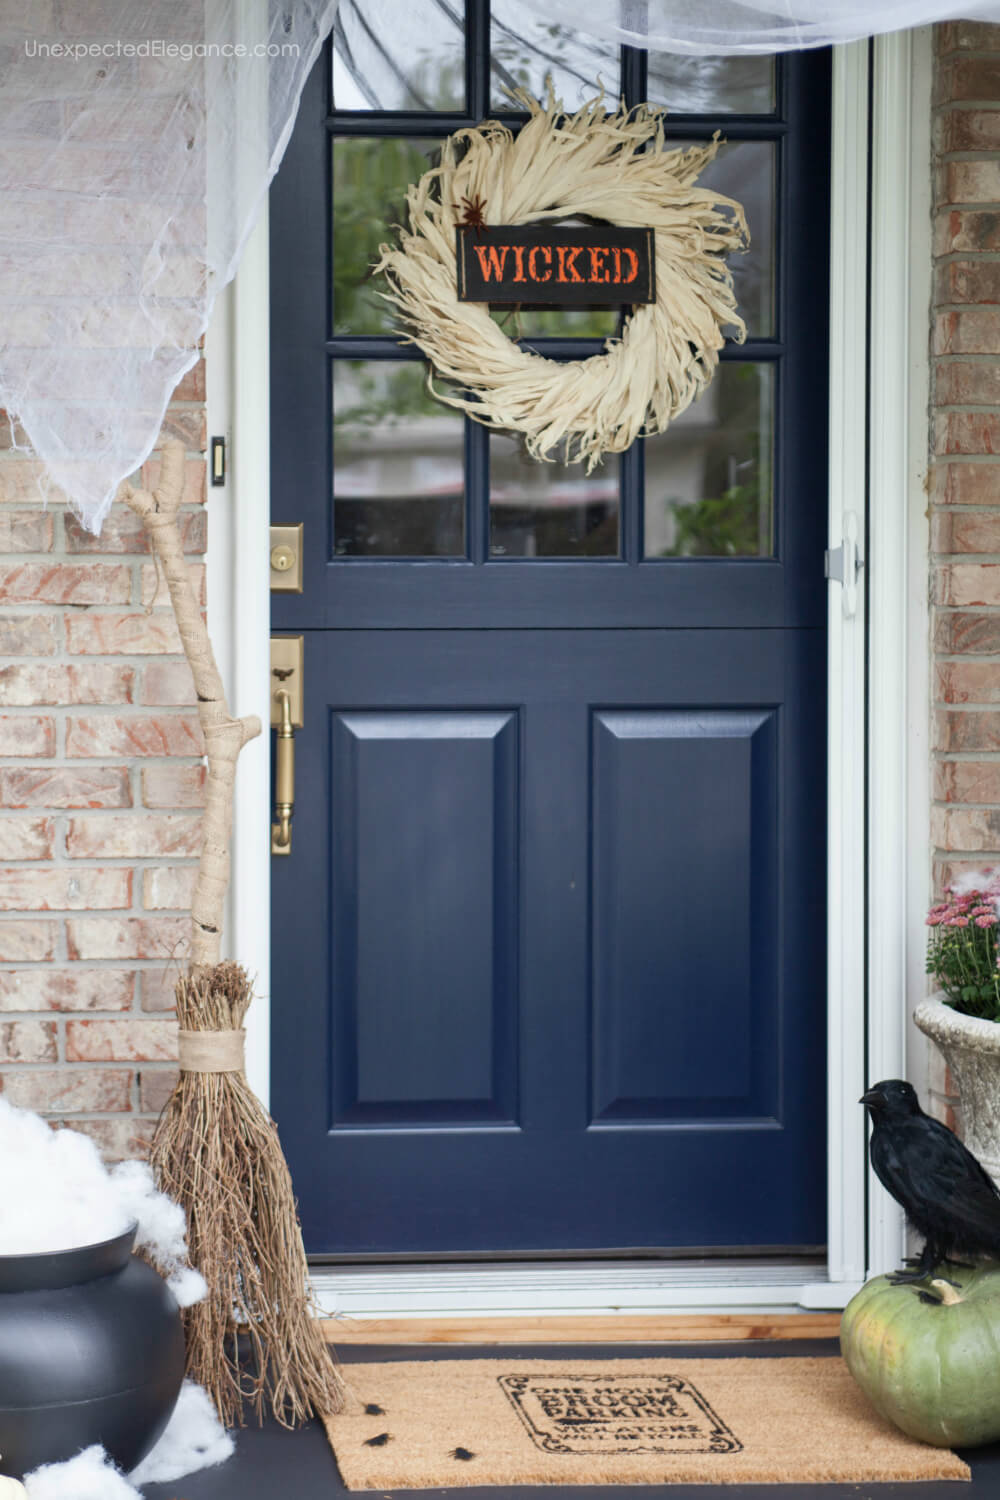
[950,916,970,927]
[976,914,997,927]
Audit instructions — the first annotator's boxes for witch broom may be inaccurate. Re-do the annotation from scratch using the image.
[121,440,345,1427]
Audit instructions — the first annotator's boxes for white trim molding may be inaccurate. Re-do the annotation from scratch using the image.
[222,32,932,1312]
[866,26,933,1278]
[823,38,870,1294]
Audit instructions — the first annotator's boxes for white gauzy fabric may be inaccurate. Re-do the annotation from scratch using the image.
[1,0,999,532]
[540,0,1000,55]
[0,0,337,533]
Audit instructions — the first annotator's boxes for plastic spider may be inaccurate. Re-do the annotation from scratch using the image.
[457,194,489,236]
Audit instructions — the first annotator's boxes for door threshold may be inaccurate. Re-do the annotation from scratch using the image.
[311,1260,861,1322]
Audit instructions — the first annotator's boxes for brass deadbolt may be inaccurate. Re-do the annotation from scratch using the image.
[271,545,295,572]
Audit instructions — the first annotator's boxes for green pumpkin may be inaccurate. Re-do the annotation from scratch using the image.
[841,1262,1000,1447]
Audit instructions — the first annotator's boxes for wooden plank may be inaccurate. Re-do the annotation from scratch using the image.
[322,1313,841,1345]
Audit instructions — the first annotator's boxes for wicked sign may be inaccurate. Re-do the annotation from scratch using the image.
[456,224,655,307]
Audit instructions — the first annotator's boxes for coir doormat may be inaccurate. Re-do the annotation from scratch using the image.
[324,1357,970,1488]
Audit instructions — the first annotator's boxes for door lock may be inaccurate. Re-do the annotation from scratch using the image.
[269,524,304,593]
[270,636,304,855]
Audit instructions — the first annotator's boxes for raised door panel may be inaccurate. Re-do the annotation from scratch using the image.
[591,709,778,1125]
[329,709,519,1127]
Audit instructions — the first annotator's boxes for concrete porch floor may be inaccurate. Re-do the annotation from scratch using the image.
[141,1342,1000,1499]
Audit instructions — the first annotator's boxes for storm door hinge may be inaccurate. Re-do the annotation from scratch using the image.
[825,511,863,618]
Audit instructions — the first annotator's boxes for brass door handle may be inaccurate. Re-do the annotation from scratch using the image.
[271,688,296,855]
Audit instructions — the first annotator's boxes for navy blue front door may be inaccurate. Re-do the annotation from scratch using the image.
[270,15,831,1257]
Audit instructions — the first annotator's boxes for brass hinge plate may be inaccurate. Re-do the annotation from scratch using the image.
[270,635,304,727]
[270,523,304,593]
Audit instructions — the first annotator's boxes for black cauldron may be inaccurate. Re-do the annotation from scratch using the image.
[0,1222,185,1479]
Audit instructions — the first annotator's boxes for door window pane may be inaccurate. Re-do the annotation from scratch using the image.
[490,434,619,557]
[491,0,619,112]
[643,363,774,559]
[333,362,465,557]
[333,138,439,336]
[332,0,466,112]
[647,54,775,115]
[695,140,776,337]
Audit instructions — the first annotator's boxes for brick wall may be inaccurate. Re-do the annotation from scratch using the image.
[928,19,1000,1126]
[0,377,205,1158]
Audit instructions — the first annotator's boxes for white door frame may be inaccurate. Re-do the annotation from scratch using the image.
[212,28,932,1316]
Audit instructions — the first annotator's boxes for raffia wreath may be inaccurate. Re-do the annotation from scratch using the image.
[375,88,748,471]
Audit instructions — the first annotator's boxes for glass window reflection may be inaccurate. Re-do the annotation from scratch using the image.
[643,364,775,559]
[332,0,466,112]
[490,434,619,558]
[333,363,466,558]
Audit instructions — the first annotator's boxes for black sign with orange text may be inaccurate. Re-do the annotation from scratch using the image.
[456,225,655,306]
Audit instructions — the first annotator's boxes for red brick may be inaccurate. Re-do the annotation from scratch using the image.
[0,817,54,861]
[172,360,206,402]
[64,611,181,655]
[930,462,1000,505]
[141,661,196,706]
[932,510,1000,553]
[65,714,203,758]
[66,1018,177,1062]
[936,59,1000,105]
[0,1068,132,1113]
[936,708,1000,751]
[935,411,1000,455]
[0,663,135,706]
[159,408,207,450]
[935,760,1000,803]
[64,508,206,555]
[66,813,201,859]
[139,455,206,506]
[937,109,1000,153]
[0,716,55,757]
[0,614,58,656]
[932,804,1000,850]
[0,510,53,553]
[66,916,189,961]
[933,857,999,893]
[936,261,1000,308]
[937,661,1000,702]
[141,563,205,608]
[0,969,134,1012]
[142,866,196,910]
[141,764,206,808]
[937,21,1000,52]
[948,611,1000,660]
[0,563,130,606]
[0,1020,57,1062]
[935,209,1000,255]
[935,309,1000,355]
[67,1116,154,1161]
[936,362,1000,406]
[0,768,132,809]
[0,921,56,962]
[935,563,1000,606]
[139,1067,179,1113]
[141,968,179,1012]
[0,868,131,912]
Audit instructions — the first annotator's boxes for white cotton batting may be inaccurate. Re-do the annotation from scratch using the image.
[129,1382,235,1486]
[24,1446,142,1500]
[0,1101,205,1303]
[20,1384,234,1499]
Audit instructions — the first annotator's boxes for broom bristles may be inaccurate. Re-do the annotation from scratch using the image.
[151,960,345,1428]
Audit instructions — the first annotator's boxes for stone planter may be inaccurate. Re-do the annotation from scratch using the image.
[0,1222,185,1479]
[914,995,1000,1187]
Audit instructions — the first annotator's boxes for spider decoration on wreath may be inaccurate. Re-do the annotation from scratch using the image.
[457,193,489,238]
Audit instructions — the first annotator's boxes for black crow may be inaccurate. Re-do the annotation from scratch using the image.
[861,1078,1000,1284]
